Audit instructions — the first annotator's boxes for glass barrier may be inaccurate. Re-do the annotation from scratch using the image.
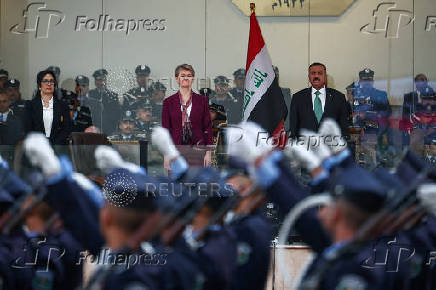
[1,0,435,248]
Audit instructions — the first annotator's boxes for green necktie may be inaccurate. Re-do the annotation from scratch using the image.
[314,90,323,123]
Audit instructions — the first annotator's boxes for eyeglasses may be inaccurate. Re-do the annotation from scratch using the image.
[41,79,55,84]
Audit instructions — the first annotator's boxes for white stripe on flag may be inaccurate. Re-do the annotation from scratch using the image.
[243,45,275,121]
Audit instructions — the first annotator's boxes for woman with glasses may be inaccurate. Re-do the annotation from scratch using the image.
[161,64,213,169]
[25,70,71,145]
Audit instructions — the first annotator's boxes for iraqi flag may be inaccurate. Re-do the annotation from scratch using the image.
[243,10,288,140]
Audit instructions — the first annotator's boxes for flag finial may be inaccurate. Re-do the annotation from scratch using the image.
[250,3,255,12]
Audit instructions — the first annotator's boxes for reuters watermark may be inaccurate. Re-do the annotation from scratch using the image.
[144,182,235,198]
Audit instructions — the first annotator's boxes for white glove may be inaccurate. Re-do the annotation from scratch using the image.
[23,133,61,177]
[284,142,322,171]
[417,183,436,214]
[95,146,141,173]
[318,118,347,154]
[300,129,331,161]
[0,155,6,168]
[152,127,180,160]
[241,122,273,156]
[226,122,273,164]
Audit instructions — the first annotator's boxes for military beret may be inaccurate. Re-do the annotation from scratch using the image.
[93,69,108,79]
[214,76,229,85]
[0,69,9,79]
[46,66,61,78]
[75,75,89,86]
[233,68,246,79]
[331,166,387,212]
[135,65,151,76]
[4,79,20,89]
[359,68,374,80]
[103,168,158,211]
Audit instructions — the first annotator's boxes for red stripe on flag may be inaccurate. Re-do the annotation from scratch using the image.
[245,12,265,73]
[271,120,288,150]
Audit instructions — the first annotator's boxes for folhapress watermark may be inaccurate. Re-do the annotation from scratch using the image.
[361,2,436,39]
[361,237,436,273]
[76,248,167,269]
[10,237,65,272]
[11,2,167,39]
[10,2,65,39]
[75,15,167,35]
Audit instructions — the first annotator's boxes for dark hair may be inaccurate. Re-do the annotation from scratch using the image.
[309,62,327,72]
[36,70,58,89]
[175,64,195,77]
[415,74,427,82]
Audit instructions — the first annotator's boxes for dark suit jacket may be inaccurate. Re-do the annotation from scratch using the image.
[25,96,72,145]
[402,87,436,118]
[0,112,25,145]
[289,87,350,138]
[162,92,213,145]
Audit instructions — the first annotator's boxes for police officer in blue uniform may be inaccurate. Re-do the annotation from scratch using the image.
[74,75,90,106]
[0,69,9,89]
[0,155,84,290]
[133,98,157,139]
[88,69,121,134]
[152,126,271,290]
[107,110,139,141]
[21,137,160,289]
[229,68,245,101]
[224,172,272,290]
[60,75,93,132]
[225,122,409,289]
[209,76,242,124]
[4,79,27,122]
[177,168,237,290]
[349,68,391,141]
[402,74,436,150]
[124,65,151,109]
[0,188,20,290]
[149,81,167,123]
[403,74,435,125]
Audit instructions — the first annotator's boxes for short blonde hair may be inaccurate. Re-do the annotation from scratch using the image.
[175,64,195,77]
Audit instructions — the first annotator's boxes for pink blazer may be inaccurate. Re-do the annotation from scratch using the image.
[161,91,213,146]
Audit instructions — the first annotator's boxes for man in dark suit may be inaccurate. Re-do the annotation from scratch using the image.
[0,90,24,145]
[289,62,350,138]
[88,69,120,134]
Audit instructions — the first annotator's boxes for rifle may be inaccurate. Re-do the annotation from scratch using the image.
[298,161,433,290]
